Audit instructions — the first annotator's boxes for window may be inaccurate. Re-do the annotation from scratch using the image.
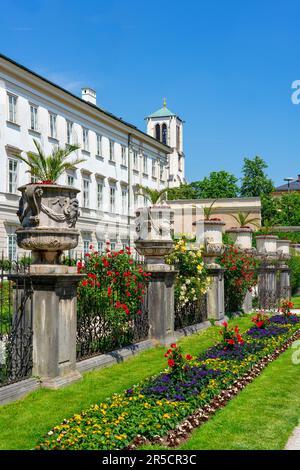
[121,145,127,166]
[109,140,115,161]
[109,186,116,212]
[152,160,156,178]
[110,240,116,251]
[160,164,164,181]
[30,105,38,131]
[176,125,180,150]
[162,123,167,145]
[96,134,102,156]
[133,150,138,170]
[66,121,73,144]
[122,188,128,214]
[83,178,90,208]
[155,123,161,141]
[134,193,139,209]
[49,113,57,138]
[67,174,74,186]
[8,234,17,261]
[31,174,38,183]
[143,154,148,174]
[83,239,90,255]
[143,196,148,207]
[82,128,89,151]
[97,241,103,253]
[97,181,103,210]
[8,94,17,123]
[8,159,18,193]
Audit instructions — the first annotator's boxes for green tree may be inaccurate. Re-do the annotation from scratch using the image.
[190,171,240,199]
[260,194,280,225]
[276,192,300,226]
[167,184,197,200]
[240,156,274,197]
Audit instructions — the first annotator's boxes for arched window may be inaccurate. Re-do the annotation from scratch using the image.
[155,123,161,141]
[162,123,167,145]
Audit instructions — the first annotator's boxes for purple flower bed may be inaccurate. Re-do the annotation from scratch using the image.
[246,325,287,339]
[141,365,222,401]
[269,314,300,325]
[199,341,265,361]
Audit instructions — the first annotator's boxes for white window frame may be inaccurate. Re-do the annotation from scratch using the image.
[7,94,17,123]
[67,174,74,186]
[152,159,156,178]
[96,134,102,156]
[83,239,90,255]
[82,178,90,208]
[82,127,89,152]
[8,158,18,193]
[121,145,127,166]
[97,181,103,210]
[30,104,38,131]
[143,154,148,175]
[7,233,17,261]
[110,240,116,251]
[66,120,73,144]
[49,113,57,139]
[121,188,128,214]
[97,241,103,253]
[109,186,116,213]
[133,150,138,170]
[109,140,115,162]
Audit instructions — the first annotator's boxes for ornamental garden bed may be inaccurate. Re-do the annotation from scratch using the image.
[37,311,300,451]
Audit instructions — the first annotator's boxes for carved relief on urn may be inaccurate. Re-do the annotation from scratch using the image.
[16,184,80,264]
[203,219,225,266]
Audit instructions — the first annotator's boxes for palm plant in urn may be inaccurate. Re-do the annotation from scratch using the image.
[134,185,174,264]
[226,212,259,251]
[16,139,86,264]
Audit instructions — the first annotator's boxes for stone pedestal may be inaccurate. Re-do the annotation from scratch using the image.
[145,263,176,344]
[29,264,83,388]
[242,290,253,314]
[278,264,291,300]
[206,266,225,321]
[257,264,277,309]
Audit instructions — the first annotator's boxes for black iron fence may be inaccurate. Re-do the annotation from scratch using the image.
[76,292,149,361]
[0,259,33,387]
[174,294,207,330]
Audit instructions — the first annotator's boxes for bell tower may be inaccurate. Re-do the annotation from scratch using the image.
[145,99,185,187]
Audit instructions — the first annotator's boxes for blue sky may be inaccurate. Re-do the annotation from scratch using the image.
[0,0,299,186]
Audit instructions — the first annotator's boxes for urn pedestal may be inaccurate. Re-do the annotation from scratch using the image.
[277,239,291,300]
[255,235,279,309]
[135,205,176,343]
[15,183,83,388]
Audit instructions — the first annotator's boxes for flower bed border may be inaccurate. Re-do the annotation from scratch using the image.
[129,329,300,449]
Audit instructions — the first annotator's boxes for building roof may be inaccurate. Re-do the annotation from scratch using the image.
[145,98,182,120]
[275,180,300,192]
[0,53,171,153]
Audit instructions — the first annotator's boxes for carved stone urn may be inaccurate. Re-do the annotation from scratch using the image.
[255,235,278,261]
[134,205,174,264]
[277,239,291,262]
[16,184,80,264]
[203,219,225,266]
[225,227,254,252]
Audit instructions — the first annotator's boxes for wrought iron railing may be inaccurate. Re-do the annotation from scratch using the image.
[0,258,33,387]
[174,294,207,330]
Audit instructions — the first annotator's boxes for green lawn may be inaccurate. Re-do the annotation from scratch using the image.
[0,316,251,450]
[292,294,300,309]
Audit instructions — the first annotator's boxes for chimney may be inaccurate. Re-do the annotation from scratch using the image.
[81,88,97,105]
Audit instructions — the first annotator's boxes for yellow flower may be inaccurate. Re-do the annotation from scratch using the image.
[197,264,203,272]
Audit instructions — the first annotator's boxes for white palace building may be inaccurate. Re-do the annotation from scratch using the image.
[0,54,185,259]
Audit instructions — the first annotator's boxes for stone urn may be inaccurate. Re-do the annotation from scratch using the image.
[255,235,278,262]
[135,205,174,264]
[203,219,225,265]
[277,239,291,262]
[226,227,253,251]
[16,183,80,264]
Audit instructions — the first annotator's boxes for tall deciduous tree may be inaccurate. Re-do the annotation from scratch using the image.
[167,184,197,200]
[240,156,274,197]
[191,171,240,199]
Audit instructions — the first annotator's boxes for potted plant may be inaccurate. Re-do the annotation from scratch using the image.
[226,212,259,250]
[134,185,174,263]
[255,221,278,257]
[15,139,86,264]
